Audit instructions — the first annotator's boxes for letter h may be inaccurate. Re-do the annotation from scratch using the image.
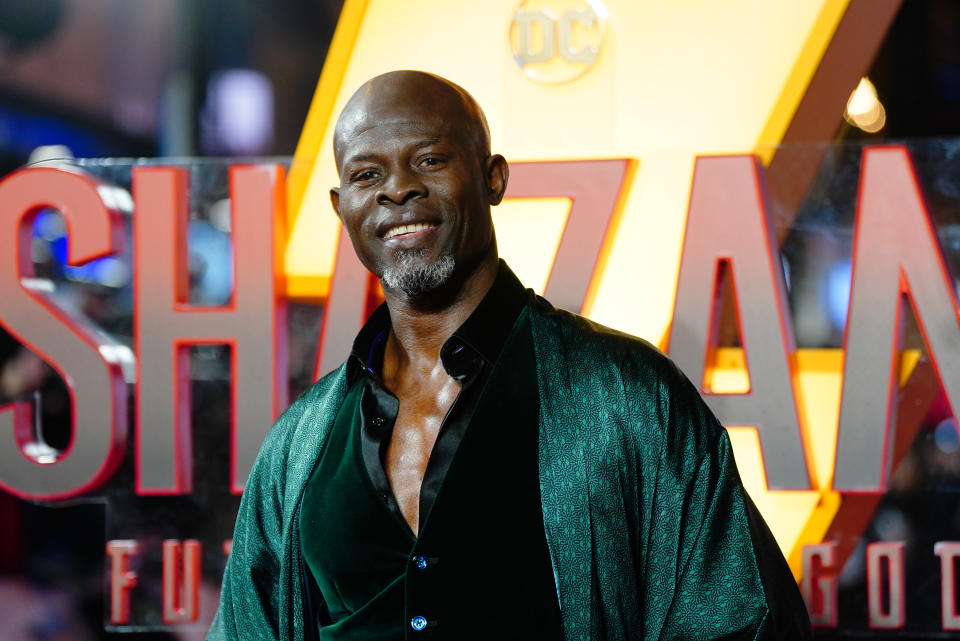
[133,166,287,495]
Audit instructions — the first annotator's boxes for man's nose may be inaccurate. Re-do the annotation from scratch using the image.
[376,169,427,206]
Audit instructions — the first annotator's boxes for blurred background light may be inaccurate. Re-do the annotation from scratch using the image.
[26,143,72,167]
[201,68,274,156]
[935,417,960,454]
[0,0,64,54]
[823,257,852,331]
[209,198,232,232]
[187,219,234,305]
[844,76,886,133]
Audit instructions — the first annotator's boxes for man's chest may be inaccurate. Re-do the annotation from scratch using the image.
[298,327,563,639]
[383,375,461,533]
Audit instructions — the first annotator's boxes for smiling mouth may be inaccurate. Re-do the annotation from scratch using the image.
[382,222,438,240]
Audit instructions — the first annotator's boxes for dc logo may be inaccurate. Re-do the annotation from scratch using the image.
[509,0,608,84]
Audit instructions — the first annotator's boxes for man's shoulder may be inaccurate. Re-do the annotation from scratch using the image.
[260,364,348,454]
[526,293,728,464]
[243,364,348,503]
[525,293,679,381]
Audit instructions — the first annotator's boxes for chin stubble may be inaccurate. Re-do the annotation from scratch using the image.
[381,250,456,296]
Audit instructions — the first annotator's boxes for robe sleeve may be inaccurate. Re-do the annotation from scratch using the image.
[206,372,345,641]
[206,432,287,641]
[649,367,812,640]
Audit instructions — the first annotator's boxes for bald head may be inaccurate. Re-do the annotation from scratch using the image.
[333,71,491,171]
[328,70,509,305]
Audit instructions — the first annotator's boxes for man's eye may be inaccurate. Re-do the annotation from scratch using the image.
[353,170,378,183]
[419,157,443,168]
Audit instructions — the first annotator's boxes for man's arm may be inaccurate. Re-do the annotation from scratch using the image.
[207,433,286,641]
[648,366,812,640]
[528,302,810,639]
[206,370,346,641]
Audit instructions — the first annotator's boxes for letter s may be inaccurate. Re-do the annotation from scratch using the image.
[0,168,127,500]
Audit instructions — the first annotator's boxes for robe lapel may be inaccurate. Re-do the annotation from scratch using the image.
[281,365,348,641]
[530,310,594,641]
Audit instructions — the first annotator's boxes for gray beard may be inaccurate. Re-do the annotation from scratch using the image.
[381,250,455,296]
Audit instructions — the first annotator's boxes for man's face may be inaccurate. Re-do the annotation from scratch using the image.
[331,95,500,298]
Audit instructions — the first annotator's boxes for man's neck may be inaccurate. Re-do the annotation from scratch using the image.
[382,251,499,377]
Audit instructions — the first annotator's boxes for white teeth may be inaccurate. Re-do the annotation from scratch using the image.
[384,223,434,239]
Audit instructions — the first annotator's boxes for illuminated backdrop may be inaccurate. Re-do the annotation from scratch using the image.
[6,0,960,636]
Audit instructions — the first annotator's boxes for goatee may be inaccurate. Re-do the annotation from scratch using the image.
[381,250,456,297]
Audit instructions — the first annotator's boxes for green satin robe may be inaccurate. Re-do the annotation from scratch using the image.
[208,295,811,641]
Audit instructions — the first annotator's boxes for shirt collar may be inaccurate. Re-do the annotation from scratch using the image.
[348,260,529,384]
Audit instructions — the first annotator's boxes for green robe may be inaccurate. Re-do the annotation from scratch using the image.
[208,295,811,640]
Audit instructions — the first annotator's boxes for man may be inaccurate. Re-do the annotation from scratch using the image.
[209,70,811,640]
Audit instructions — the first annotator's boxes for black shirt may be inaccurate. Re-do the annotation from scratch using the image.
[347,260,529,533]
[300,260,563,639]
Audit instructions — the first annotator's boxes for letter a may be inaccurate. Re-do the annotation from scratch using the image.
[669,155,810,490]
[834,146,960,491]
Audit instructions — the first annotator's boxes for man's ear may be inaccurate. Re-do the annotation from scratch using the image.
[486,154,509,206]
[330,187,342,220]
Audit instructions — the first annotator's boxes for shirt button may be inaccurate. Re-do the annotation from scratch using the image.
[412,555,428,570]
[410,616,428,631]
[371,416,385,428]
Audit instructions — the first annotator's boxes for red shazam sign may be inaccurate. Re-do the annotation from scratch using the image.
[2,145,960,630]
[0,165,287,500]
[0,159,635,500]
[3,147,958,499]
